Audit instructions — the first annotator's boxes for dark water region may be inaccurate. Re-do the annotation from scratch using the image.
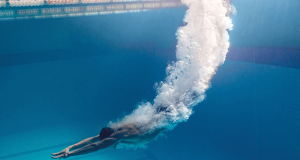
[227,46,300,69]
[0,7,185,137]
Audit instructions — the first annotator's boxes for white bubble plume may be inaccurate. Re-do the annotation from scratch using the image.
[109,0,234,148]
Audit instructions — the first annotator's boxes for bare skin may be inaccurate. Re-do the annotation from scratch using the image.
[51,124,165,159]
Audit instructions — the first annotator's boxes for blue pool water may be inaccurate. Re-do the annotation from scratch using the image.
[0,0,300,160]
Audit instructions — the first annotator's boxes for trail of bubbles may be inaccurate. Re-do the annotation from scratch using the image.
[109,0,234,148]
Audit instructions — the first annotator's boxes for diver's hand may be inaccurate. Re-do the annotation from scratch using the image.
[51,149,70,159]
[51,148,70,156]
[51,153,69,159]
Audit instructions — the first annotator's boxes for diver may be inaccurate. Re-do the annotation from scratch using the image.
[51,124,165,159]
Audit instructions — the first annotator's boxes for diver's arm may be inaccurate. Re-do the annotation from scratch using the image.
[51,136,99,159]
[68,131,124,158]
[67,136,99,151]
[68,138,119,157]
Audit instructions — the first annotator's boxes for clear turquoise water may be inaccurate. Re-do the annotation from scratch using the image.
[0,0,299,159]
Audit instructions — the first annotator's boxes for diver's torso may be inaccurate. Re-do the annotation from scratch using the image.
[115,125,158,145]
